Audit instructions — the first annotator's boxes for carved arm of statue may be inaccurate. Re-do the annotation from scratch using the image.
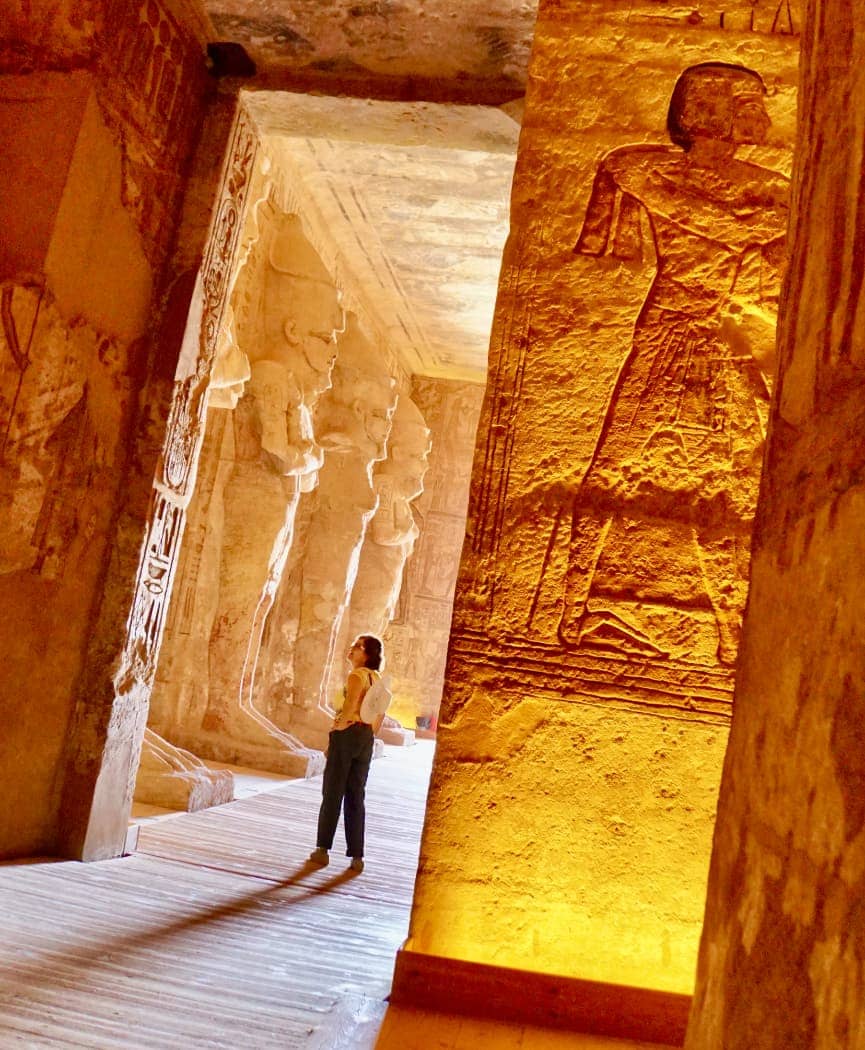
[369,475,417,547]
[248,359,324,480]
[718,235,786,396]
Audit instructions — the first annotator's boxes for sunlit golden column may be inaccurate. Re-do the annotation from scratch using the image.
[394,0,801,1037]
[687,1,865,1045]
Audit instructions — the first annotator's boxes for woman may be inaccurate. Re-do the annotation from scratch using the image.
[308,635,385,872]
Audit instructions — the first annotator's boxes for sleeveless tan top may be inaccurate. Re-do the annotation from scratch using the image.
[334,667,379,727]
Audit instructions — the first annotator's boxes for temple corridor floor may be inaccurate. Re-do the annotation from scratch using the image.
[0,741,674,1049]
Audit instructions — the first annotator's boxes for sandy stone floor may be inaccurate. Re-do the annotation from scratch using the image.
[0,741,674,1049]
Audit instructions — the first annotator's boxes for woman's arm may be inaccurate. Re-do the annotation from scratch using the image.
[332,669,366,729]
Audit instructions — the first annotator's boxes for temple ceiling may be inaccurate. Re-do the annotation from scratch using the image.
[245,93,519,382]
[199,4,536,381]
[203,1,537,100]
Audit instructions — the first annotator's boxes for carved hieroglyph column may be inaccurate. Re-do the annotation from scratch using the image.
[396,0,801,1015]
[686,3,865,1046]
[158,209,341,777]
[262,315,397,750]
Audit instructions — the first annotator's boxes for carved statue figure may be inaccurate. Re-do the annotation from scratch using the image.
[166,211,343,775]
[349,395,431,639]
[266,317,397,748]
[553,62,789,665]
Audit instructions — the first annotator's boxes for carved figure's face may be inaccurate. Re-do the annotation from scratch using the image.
[391,425,431,497]
[729,87,771,145]
[264,216,344,400]
[280,278,342,398]
[358,390,396,462]
[671,67,770,151]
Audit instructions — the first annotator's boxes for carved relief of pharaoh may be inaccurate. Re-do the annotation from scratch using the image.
[188,213,342,773]
[553,62,789,666]
[350,395,431,639]
[275,316,397,743]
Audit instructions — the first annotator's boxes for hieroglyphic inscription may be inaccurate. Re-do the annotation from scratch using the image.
[125,494,184,684]
[97,0,210,268]
[629,0,801,35]
[121,107,258,684]
[159,108,257,501]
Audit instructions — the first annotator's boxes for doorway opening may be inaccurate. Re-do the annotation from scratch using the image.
[131,91,518,828]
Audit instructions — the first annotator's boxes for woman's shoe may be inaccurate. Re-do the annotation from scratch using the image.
[308,848,329,866]
[349,857,364,872]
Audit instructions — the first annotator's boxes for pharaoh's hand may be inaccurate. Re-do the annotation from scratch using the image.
[718,302,777,394]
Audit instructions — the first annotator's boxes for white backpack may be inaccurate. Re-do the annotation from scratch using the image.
[360,671,392,725]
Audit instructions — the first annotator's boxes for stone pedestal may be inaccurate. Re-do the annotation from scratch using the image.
[134,730,233,811]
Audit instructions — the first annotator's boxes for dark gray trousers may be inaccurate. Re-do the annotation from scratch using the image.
[316,723,374,857]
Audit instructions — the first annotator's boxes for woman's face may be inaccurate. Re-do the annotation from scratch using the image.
[348,638,367,668]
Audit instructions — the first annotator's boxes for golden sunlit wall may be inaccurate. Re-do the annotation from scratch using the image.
[405,0,801,996]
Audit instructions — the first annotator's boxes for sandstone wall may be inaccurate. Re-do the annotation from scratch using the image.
[0,0,210,857]
[687,2,865,1045]
[405,0,801,995]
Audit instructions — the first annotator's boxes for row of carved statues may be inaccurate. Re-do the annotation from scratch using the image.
[135,205,433,810]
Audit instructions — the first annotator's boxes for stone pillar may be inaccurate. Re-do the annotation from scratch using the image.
[262,315,397,750]
[383,378,484,731]
[339,394,431,745]
[686,2,865,1046]
[157,209,341,778]
[394,0,800,1031]
[0,0,210,859]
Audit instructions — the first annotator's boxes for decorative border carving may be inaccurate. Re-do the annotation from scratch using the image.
[121,104,258,688]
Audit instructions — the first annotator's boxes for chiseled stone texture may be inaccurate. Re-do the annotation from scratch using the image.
[687,2,865,1046]
[383,378,484,728]
[0,0,208,858]
[257,103,518,382]
[348,396,431,638]
[407,0,800,995]
[321,393,432,744]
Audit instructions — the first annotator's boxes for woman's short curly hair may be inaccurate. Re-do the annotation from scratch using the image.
[359,635,383,671]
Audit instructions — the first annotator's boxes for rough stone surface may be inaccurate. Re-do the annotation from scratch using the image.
[406,0,800,995]
[254,101,518,382]
[203,0,537,99]
[154,201,340,777]
[686,2,865,1046]
[349,396,431,641]
[0,0,210,858]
